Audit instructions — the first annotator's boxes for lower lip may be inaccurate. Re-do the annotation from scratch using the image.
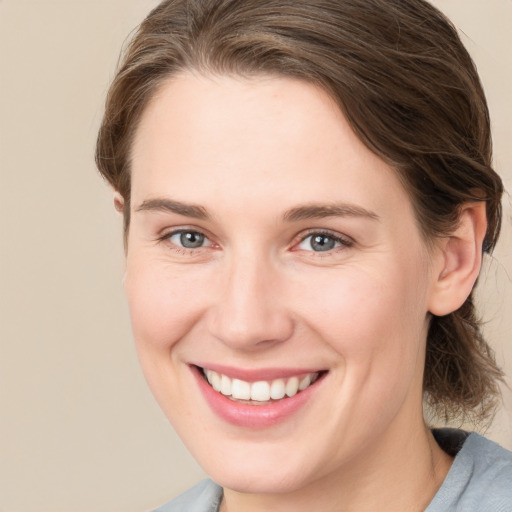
[191,365,325,429]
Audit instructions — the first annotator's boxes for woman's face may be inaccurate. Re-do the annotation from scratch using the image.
[126,73,439,493]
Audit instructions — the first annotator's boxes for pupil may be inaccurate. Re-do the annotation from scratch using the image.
[311,235,335,251]
[180,232,204,248]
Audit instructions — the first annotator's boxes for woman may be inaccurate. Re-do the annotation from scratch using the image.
[95,0,512,510]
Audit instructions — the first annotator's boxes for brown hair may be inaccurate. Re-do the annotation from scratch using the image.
[95,0,504,424]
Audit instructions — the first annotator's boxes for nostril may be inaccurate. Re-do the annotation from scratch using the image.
[206,314,294,350]
[204,263,294,349]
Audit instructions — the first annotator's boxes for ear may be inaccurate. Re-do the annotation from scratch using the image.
[428,202,487,316]
[113,191,124,213]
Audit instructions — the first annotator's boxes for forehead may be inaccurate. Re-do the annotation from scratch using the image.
[131,72,348,168]
[130,72,413,222]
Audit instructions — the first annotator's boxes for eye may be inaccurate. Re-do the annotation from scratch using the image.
[296,232,351,252]
[167,230,212,249]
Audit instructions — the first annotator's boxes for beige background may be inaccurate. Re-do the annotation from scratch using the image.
[0,1,510,511]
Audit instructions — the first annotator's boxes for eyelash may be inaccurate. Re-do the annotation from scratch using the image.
[294,229,354,255]
[157,228,214,255]
[156,228,354,256]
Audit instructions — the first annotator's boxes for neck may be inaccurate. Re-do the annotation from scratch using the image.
[220,421,453,512]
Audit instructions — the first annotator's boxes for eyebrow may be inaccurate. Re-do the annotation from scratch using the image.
[283,203,380,222]
[135,198,379,223]
[135,198,210,220]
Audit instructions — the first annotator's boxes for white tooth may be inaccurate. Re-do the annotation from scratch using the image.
[204,369,212,382]
[285,376,299,397]
[231,378,251,400]
[270,379,286,399]
[298,374,311,391]
[220,374,232,395]
[251,381,270,401]
[210,371,222,392]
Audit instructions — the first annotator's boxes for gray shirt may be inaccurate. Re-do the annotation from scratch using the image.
[152,430,512,511]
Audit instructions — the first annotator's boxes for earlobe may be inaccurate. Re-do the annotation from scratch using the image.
[113,191,125,213]
[428,202,487,316]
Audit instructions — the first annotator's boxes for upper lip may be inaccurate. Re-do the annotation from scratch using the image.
[192,363,326,382]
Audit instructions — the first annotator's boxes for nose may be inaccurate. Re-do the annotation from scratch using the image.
[206,252,294,351]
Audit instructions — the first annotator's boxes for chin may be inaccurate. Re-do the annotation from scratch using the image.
[186,434,329,496]
[209,462,313,495]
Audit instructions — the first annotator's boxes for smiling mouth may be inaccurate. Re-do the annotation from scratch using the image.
[200,367,324,405]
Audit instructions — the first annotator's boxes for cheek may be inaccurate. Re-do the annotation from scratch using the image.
[124,256,211,351]
[123,257,212,419]
[304,268,429,429]
[296,262,428,378]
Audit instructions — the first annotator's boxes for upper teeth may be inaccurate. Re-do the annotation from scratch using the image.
[203,369,319,402]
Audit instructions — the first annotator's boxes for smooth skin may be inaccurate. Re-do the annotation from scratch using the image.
[120,73,486,512]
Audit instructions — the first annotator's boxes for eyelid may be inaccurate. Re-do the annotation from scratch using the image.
[292,228,354,252]
[157,223,210,239]
[169,230,212,248]
[154,226,353,255]
[156,226,217,250]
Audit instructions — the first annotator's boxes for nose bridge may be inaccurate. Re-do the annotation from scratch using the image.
[207,246,293,350]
